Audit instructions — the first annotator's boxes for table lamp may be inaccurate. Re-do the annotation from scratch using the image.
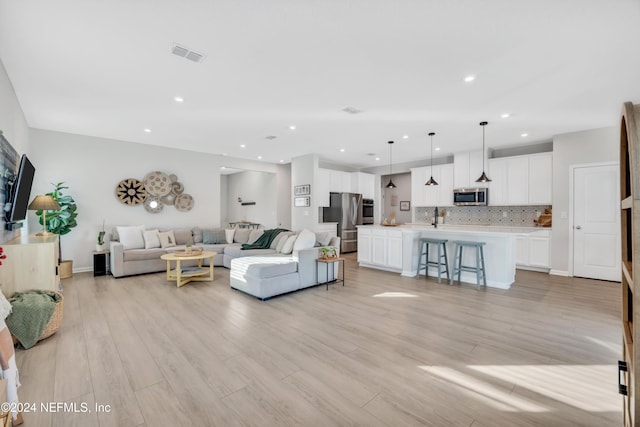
[28,195,60,236]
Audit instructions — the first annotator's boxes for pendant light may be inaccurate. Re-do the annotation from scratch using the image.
[425,132,438,186]
[385,141,396,188]
[476,121,492,183]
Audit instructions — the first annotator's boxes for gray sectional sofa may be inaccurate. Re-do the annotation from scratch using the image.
[109,226,340,299]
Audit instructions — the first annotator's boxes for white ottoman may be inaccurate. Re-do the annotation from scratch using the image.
[230,256,300,300]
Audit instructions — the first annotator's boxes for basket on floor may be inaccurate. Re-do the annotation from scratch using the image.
[39,291,64,340]
[10,291,64,345]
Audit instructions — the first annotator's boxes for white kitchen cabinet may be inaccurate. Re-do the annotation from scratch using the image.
[371,229,387,265]
[489,153,551,206]
[516,229,551,270]
[410,167,428,206]
[387,229,404,269]
[352,172,375,199]
[357,228,372,263]
[454,150,488,189]
[487,157,507,205]
[329,170,352,193]
[317,168,331,206]
[358,226,403,271]
[506,156,529,205]
[528,153,552,204]
[411,164,454,207]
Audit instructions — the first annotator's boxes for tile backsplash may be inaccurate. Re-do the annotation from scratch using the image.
[414,205,551,227]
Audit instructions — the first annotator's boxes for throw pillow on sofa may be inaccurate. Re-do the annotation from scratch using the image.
[143,229,161,249]
[293,229,316,252]
[280,235,297,254]
[234,228,251,244]
[225,229,235,244]
[247,229,264,244]
[275,232,294,253]
[202,228,227,244]
[117,225,145,249]
[159,230,176,248]
[315,232,332,246]
[173,228,194,245]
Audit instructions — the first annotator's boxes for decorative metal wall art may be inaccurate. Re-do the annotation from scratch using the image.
[115,171,194,213]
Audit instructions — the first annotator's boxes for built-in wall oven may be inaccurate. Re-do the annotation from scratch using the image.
[362,198,374,224]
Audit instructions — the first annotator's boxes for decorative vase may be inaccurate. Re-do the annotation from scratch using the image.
[96,244,106,252]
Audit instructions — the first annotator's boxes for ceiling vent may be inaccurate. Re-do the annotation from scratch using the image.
[342,106,363,115]
[265,135,277,140]
[171,43,206,63]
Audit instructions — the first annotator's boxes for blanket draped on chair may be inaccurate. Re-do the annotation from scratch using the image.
[241,228,289,250]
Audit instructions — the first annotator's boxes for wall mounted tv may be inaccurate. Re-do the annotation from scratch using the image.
[4,154,35,226]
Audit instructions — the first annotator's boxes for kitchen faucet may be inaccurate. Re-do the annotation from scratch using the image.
[433,206,438,228]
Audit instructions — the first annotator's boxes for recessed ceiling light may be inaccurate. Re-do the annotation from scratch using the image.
[435,147,441,151]
[257,156,262,160]
[403,135,409,139]
[339,148,345,152]
[174,96,184,103]
[240,144,246,148]
[375,157,380,161]
[144,128,151,133]
[289,125,296,130]
[501,113,510,118]
[521,133,528,137]
[342,106,363,115]
[279,159,284,163]
[464,75,476,83]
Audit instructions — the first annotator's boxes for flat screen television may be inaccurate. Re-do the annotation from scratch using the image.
[6,154,35,223]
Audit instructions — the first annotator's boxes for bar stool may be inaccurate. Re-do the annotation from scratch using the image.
[450,240,487,289]
[416,238,449,283]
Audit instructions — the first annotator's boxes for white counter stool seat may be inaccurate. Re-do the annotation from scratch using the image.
[416,237,450,283]
[451,240,487,289]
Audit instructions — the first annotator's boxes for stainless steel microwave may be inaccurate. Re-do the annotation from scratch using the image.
[453,188,488,206]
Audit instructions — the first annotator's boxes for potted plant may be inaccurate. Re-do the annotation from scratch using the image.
[319,246,337,260]
[96,219,106,252]
[34,182,78,278]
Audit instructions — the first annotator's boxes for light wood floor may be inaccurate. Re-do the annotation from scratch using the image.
[15,253,621,426]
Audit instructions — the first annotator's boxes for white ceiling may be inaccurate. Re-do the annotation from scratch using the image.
[1,1,639,168]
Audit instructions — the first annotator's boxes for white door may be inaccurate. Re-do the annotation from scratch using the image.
[573,164,620,281]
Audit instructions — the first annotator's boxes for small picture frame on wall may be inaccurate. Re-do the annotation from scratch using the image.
[294,184,311,196]
[400,201,410,211]
[294,196,310,207]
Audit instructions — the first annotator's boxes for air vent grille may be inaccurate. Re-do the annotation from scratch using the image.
[171,43,206,63]
[265,135,277,140]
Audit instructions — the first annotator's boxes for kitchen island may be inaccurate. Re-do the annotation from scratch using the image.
[357,224,544,289]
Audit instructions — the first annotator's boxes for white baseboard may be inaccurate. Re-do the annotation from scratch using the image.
[549,269,570,277]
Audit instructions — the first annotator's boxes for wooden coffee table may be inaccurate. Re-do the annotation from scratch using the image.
[160,251,216,287]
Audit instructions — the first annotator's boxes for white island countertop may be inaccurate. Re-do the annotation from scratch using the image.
[357,224,530,289]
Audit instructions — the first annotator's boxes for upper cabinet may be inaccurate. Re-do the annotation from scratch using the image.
[353,172,375,199]
[488,152,552,206]
[317,169,375,206]
[411,164,454,207]
[454,150,488,189]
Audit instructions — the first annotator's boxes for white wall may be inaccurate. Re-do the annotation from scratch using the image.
[381,172,412,224]
[28,129,289,271]
[0,58,30,243]
[224,170,277,228]
[291,153,318,231]
[551,126,618,275]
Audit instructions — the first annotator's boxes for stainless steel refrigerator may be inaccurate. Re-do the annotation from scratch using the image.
[323,192,363,253]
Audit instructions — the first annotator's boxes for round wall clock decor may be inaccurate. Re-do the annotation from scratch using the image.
[115,178,147,206]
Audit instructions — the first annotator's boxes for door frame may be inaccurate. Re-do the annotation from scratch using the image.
[568,161,619,278]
